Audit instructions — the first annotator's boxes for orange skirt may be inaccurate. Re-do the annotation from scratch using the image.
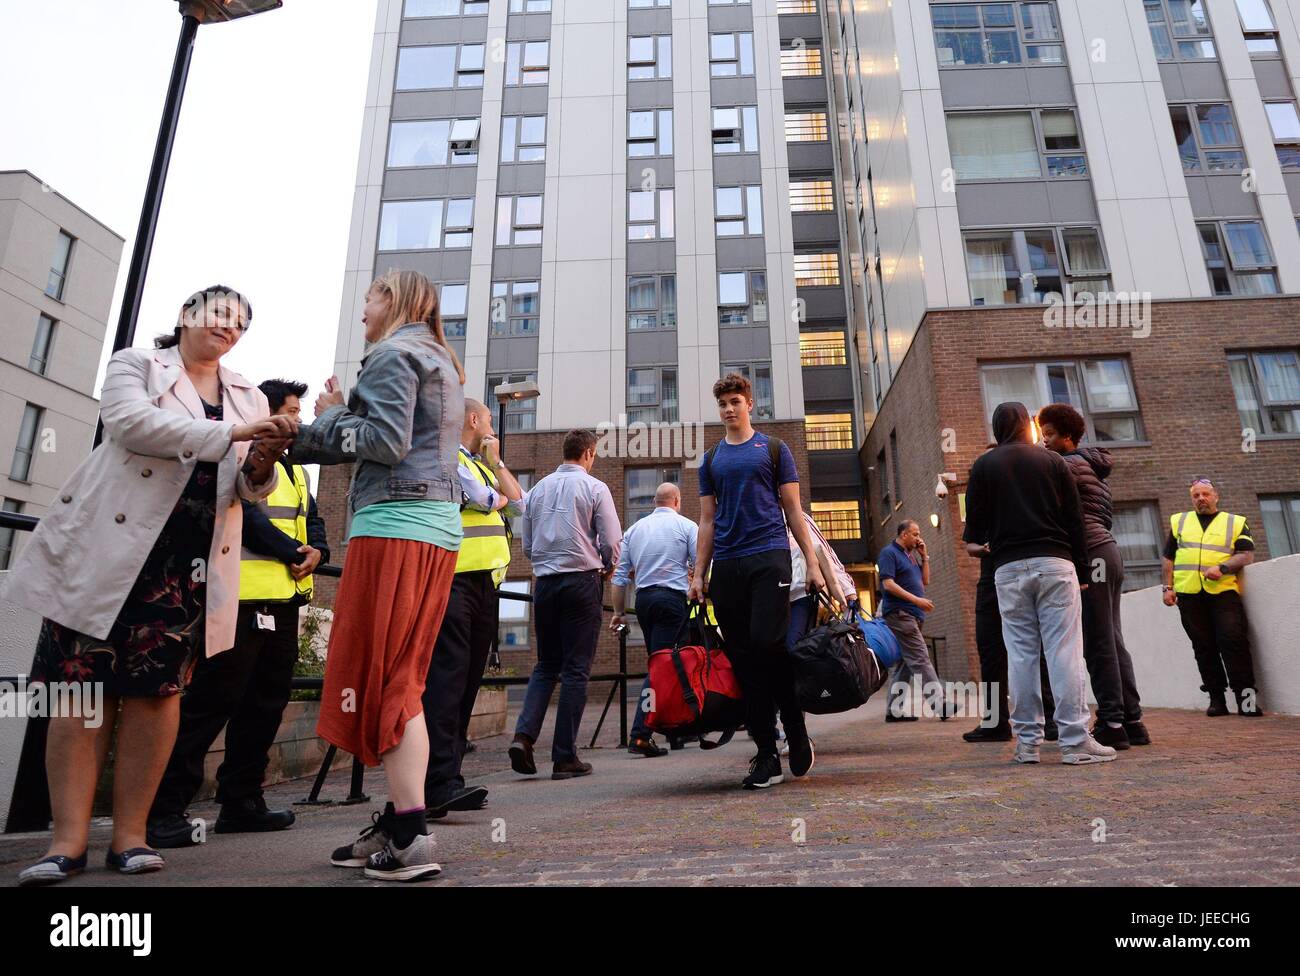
[316,536,457,767]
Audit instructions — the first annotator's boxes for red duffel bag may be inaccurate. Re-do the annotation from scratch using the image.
[646,605,745,749]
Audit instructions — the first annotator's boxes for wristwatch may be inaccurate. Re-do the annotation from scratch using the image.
[1161,585,1173,592]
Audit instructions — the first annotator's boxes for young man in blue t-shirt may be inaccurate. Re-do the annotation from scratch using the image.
[688,373,825,789]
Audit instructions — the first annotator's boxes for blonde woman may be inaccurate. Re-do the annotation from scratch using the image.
[9,286,293,885]
[291,269,465,882]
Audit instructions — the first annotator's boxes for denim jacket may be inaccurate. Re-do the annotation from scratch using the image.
[292,323,465,513]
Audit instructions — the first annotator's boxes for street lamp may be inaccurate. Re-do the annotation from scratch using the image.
[492,379,541,461]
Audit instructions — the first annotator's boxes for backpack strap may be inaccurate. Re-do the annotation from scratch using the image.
[768,435,785,505]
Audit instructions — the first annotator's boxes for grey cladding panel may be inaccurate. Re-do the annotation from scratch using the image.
[627,9,673,34]
[626,329,679,367]
[939,66,1073,109]
[799,287,846,320]
[627,159,675,189]
[393,89,485,120]
[400,17,488,45]
[1252,58,1296,100]
[711,77,758,106]
[487,337,540,372]
[506,14,553,41]
[713,154,762,185]
[383,167,477,200]
[502,87,550,114]
[782,77,829,106]
[808,452,864,491]
[498,163,547,194]
[492,246,543,279]
[627,241,678,275]
[373,250,472,284]
[1159,61,1228,102]
[955,179,1097,226]
[708,6,754,31]
[628,80,675,110]
[793,212,842,245]
[1286,173,1300,213]
[786,143,835,172]
[1185,174,1260,219]
[715,237,768,270]
[801,366,855,404]
[780,14,822,44]
[719,326,771,363]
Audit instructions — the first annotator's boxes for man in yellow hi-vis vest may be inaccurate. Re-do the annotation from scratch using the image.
[1162,477,1262,717]
[149,380,331,846]
[421,398,527,818]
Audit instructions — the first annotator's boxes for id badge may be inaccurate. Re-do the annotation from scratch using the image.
[255,612,276,632]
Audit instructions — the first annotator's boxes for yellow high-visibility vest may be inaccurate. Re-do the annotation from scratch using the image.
[239,462,313,603]
[1170,510,1250,595]
[457,448,512,585]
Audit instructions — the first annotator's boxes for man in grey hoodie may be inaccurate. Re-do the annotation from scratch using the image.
[1038,403,1149,751]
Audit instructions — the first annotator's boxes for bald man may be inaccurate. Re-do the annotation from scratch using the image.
[611,482,699,756]
[421,398,527,818]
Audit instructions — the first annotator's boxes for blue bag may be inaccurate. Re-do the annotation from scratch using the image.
[855,612,902,668]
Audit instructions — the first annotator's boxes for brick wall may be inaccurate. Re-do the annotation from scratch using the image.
[863,295,1300,683]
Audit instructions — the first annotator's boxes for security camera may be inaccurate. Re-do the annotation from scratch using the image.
[934,477,949,499]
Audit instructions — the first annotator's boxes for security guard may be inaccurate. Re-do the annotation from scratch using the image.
[1162,477,1262,717]
[149,380,331,846]
[422,397,527,818]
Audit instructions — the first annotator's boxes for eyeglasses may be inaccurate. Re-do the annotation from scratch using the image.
[1189,477,1215,488]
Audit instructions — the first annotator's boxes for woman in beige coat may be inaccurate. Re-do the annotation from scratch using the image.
[6,285,296,886]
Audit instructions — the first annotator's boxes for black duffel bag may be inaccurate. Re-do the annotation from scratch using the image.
[790,593,888,714]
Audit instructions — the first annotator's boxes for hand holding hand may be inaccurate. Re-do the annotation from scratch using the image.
[232,413,298,443]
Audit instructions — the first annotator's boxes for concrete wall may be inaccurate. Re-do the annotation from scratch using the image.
[0,578,40,831]
[1121,554,1300,715]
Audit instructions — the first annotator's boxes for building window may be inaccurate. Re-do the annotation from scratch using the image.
[1260,495,1300,556]
[717,271,767,326]
[499,580,531,648]
[501,115,546,163]
[931,2,1064,67]
[790,179,835,212]
[10,404,42,482]
[509,0,552,11]
[505,41,550,86]
[387,118,480,167]
[628,109,673,157]
[628,275,676,331]
[629,35,672,80]
[1228,350,1300,436]
[46,231,73,301]
[947,109,1086,180]
[1113,503,1164,591]
[1237,0,1280,54]
[876,446,890,511]
[377,198,473,251]
[1145,0,1216,61]
[627,367,679,423]
[811,501,862,541]
[715,186,763,237]
[0,499,23,571]
[405,1,489,17]
[1265,102,1300,169]
[712,107,759,155]
[889,429,902,503]
[785,111,829,142]
[626,466,682,524]
[1169,104,1246,171]
[777,0,818,14]
[630,0,672,7]
[490,281,541,337]
[980,358,1144,443]
[780,44,823,77]
[395,44,485,89]
[487,372,538,431]
[508,471,534,535]
[709,0,752,5]
[629,188,675,241]
[800,331,847,367]
[30,315,56,375]
[806,413,854,450]
[710,32,755,77]
[720,362,774,419]
[1199,221,1280,296]
[794,252,841,287]
[496,195,543,246]
[438,283,468,338]
[964,226,1110,304]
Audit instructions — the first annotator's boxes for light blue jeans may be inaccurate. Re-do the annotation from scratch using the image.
[994,557,1090,748]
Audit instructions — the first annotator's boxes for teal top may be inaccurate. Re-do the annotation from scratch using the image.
[348,500,463,551]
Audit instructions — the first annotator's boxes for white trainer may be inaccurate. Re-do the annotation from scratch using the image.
[1013,742,1040,764]
[1061,736,1118,765]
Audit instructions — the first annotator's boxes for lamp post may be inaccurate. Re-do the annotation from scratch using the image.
[492,379,541,461]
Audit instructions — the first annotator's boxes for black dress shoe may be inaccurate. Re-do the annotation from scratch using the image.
[426,785,489,820]
[1206,693,1229,717]
[147,814,202,849]
[963,724,1012,742]
[627,737,667,757]
[215,796,296,834]
[668,735,688,750]
[1124,720,1152,745]
[551,759,593,780]
[509,734,537,775]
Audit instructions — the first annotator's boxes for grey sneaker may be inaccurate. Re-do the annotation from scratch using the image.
[1061,736,1118,765]
[1013,742,1040,764]
[331,804,394,868]
[364,833,442,882]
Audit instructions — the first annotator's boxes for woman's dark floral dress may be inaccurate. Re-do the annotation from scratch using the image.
[31,399,224,698]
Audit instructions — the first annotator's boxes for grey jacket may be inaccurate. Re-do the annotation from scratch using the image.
[292,323,465,513]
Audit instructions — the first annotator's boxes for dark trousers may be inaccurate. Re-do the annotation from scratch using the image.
[422,570,498,803]
[709,548,802,754]
[630,586,689,740]
[1081,541,1143,724]
[1177,589,1256,695]
[515,570,604,763]
[975,578,1056,729]
[151,602,299,819]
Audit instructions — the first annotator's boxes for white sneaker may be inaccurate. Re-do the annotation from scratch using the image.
[1061,736,1117,765]
[364,833,442,882]
[1013,742,1040,764]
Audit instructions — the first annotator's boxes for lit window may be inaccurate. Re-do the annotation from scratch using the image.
[794,252,841,287]
[1228,350,1300,436]
[785,111,829,142]
[790,180,835,212]
[811,501,861,541]
[800,331,847,367]
[777,0,818,12]
[781,45,823,77]
[806,414,854,450]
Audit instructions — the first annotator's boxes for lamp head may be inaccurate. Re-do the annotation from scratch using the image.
[180,0,283,23]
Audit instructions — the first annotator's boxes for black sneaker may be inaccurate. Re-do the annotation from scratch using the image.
[667,735,688,750]
[1044,722,1059,742]
[147,813,202,849]
[215,796,295,833]
[1090,723,1131,750]
[18,850,87,887]
[426,785,489,820]
[742,751,784,790]
[1206,693,1229,717]
[1124,720,1152,745]
[509,734,537,775]
[628,736,667,757]
[963,724,1012,743]
[331,804,394,868]
[787,729,815,778]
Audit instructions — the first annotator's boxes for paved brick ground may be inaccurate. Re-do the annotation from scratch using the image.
[3,699,1297,886]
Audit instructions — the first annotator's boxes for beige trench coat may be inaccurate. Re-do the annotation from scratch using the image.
[2,344,276,655]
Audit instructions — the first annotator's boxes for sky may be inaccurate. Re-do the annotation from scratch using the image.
[0,0,379,420]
